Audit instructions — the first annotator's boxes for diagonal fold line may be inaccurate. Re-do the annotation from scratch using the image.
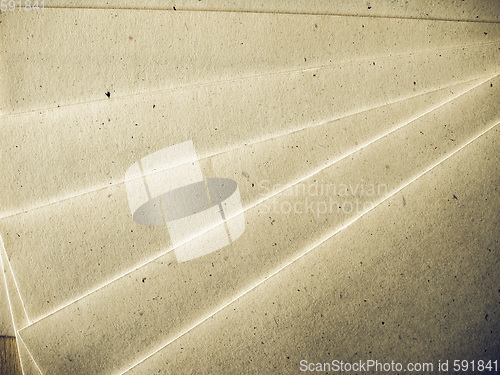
[1,241,42,373]
[21,73,498,328]
[120,119,499,375]
[0,245,27,375]
[1,71,497,221]
[37,6,500,24]
[16,334,43,375]
[1,40,498,120]
[0,237,30,324]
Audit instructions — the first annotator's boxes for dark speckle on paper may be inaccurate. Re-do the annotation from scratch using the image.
[105,91,110,98]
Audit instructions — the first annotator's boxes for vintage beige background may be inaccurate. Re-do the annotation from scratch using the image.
[0,1,499,374]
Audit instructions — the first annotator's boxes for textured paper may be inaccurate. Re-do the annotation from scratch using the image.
[0,244,41,375]
[0,9,498,114]
[1,43,498,219]
[126,111,500,375]
[1,4,499,374]
[31,0,500,22]
[1,68,495,324]
[0,254,15,336]
[17,76,499,374]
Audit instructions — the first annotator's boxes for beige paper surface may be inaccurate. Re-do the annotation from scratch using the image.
[0,254,15,336]
[1,9,498,114]
[1,43,498,219]
[1,4,498,374]
[126,109,500,375]
[0,243,41,375]
[17,76,499,374]
[40,0,500,22]
[0,73,493,324]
